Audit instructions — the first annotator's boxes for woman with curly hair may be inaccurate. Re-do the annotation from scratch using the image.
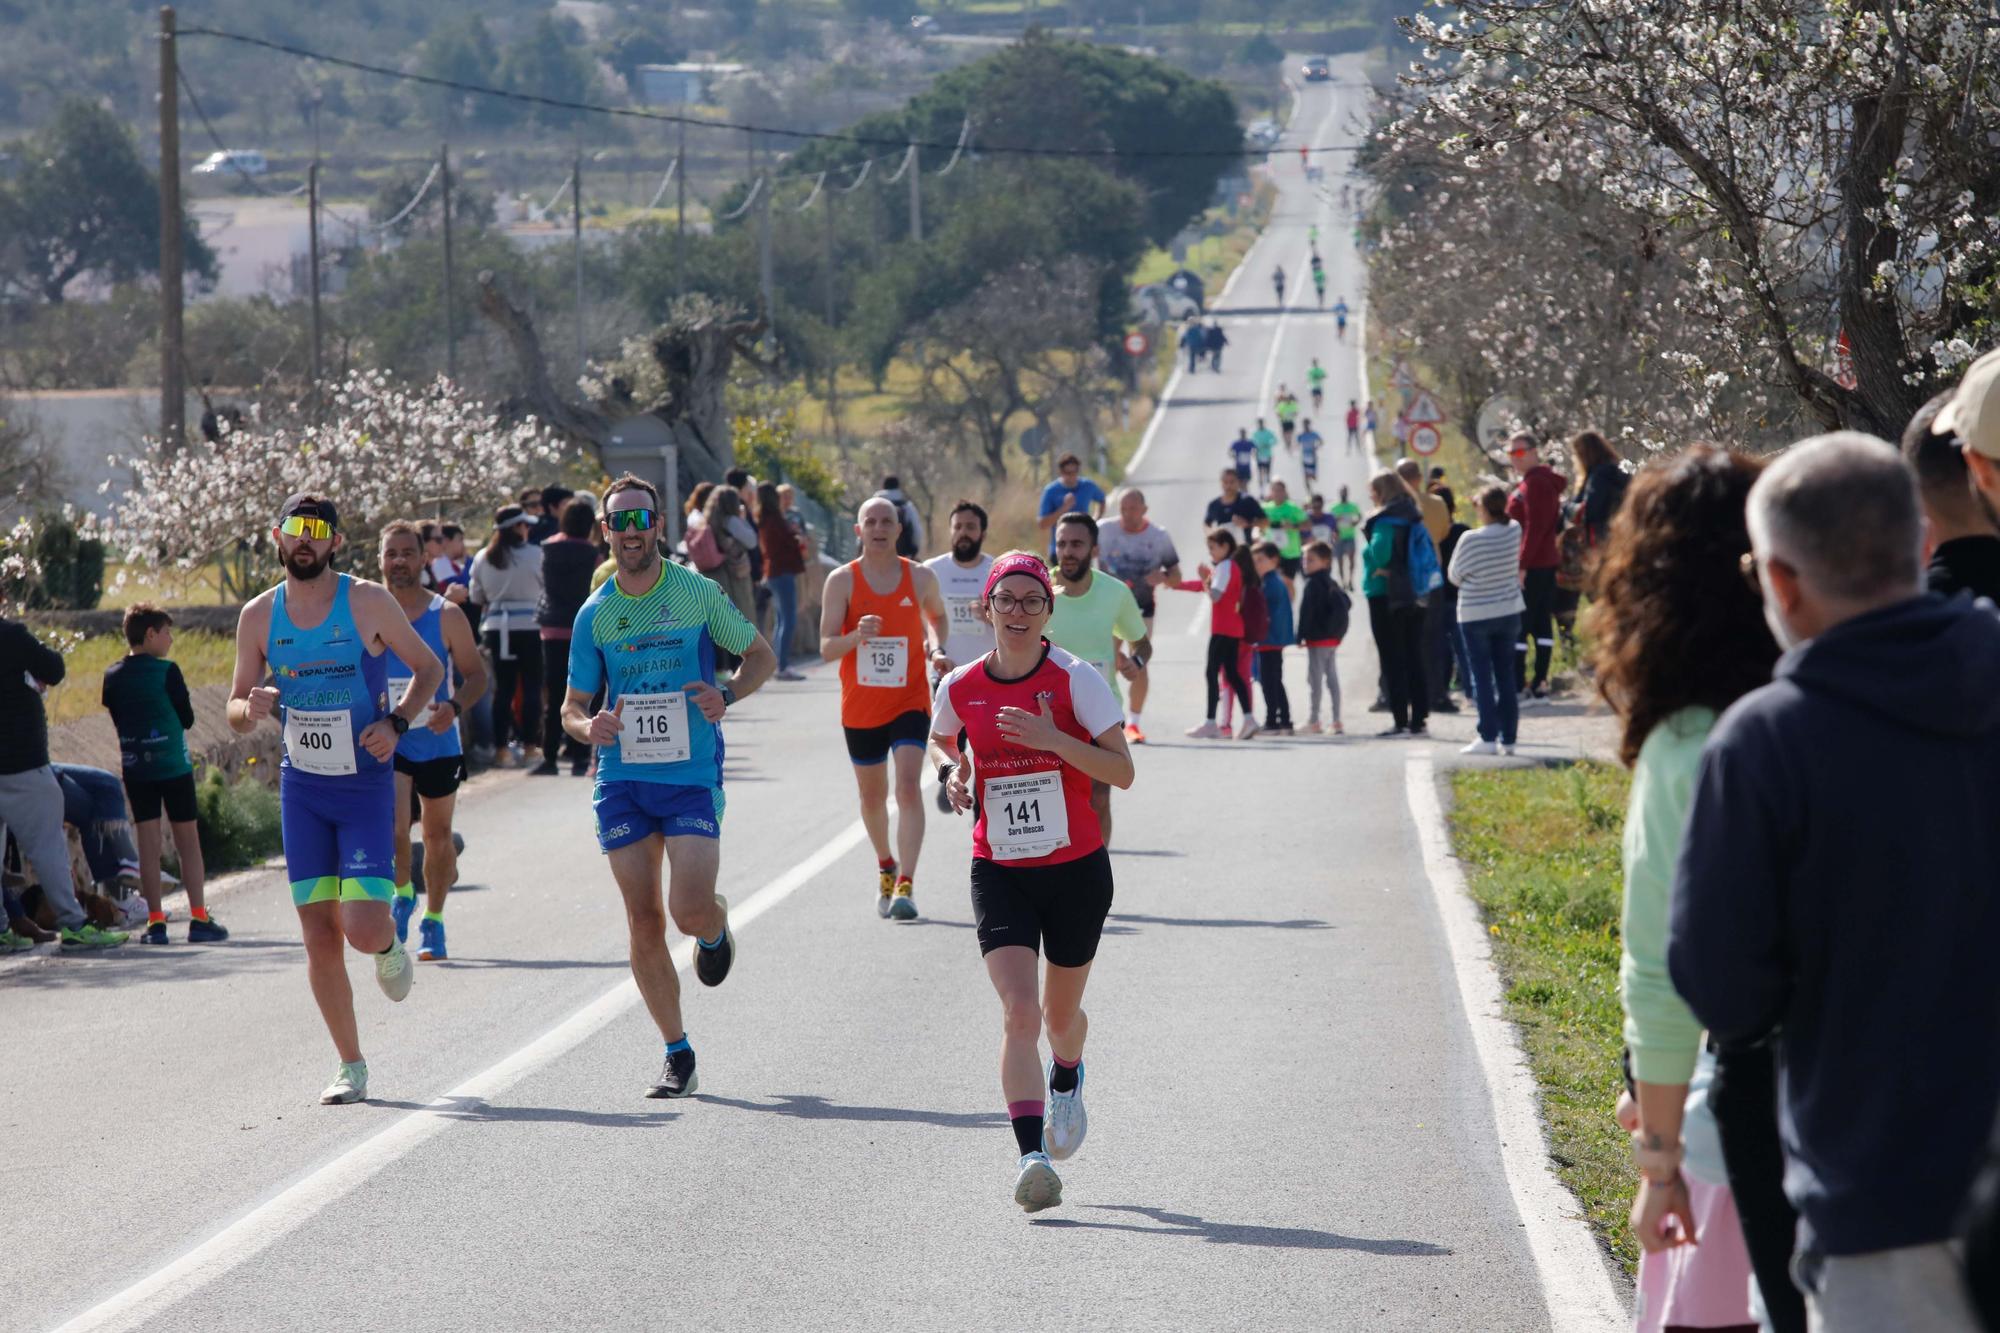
[1586,442,1800,1333]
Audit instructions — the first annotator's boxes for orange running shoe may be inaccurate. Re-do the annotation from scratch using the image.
[1124,723,1146,744]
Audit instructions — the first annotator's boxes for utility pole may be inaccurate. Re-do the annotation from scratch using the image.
[571,152,585,382]
[907,142,922,245]
[757,166,775,352]
[158,5,185,453]
[441,142,458,381]
[823,186,838,442]
[675,115,687,300]
[307,158,323,417]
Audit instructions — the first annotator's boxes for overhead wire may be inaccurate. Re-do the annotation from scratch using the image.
[177,67,308,196]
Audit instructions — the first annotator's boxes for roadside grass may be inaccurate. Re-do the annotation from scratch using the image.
[1448,760,1637,1276]
[42,631,239,728]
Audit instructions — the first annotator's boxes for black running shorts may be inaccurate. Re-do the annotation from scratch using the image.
[843,709,932,766]
[969,846,1114,968]
[395,753,466,802]
[124,772,198,824]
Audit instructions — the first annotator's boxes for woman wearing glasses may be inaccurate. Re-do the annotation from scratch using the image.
[929,552,1135,1214]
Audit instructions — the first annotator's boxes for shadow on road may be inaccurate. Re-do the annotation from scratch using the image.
[432,957,629,971]
[1032,1204,1450,1255]
[1107,848,1185,858]
[1106,913,1331,931]
[904,917,977,930]
[695,1093,1004,1130]
[365,1096,679,1128]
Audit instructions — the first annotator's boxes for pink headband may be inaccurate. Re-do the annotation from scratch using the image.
[984,553,1053,601]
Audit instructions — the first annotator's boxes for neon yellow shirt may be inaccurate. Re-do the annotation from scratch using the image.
[1047,573,1147,703]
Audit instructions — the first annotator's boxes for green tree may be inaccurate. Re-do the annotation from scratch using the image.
[603,29,686,96]
[1240,33,1284,67]
[415,16,508,131]
[500,17,601,130]
[369,162,496,237]
[0,100,216,306]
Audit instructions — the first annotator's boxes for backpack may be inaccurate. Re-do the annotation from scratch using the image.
[1325,580,1352,643]
[685,522,723,572]
[894,503,920,558]
[1239,564,1270,643]
[1407,522,1443,596]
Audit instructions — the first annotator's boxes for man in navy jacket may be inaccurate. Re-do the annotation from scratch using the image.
[1669,433,2000,1332]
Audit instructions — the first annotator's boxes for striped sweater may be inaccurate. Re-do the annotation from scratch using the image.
[1447,521,1527,623]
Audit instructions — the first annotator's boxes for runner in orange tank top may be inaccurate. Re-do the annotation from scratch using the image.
[819,496,950,920]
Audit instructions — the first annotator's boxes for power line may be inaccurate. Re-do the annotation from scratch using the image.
[178,67,308,196]
[177,25,1364,159]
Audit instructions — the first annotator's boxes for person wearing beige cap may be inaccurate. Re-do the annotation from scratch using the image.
[1937,346,2000,517]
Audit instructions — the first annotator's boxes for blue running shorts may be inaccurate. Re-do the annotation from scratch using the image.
[594,780,725,852]
[281,768,397,906]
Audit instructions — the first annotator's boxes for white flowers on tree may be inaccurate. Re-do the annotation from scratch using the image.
[109,371,563,577]
[1387,0,2000,441]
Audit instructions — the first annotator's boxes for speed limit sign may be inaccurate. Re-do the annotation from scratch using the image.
[1123,331,1150,357]
[1409,424,1442,456]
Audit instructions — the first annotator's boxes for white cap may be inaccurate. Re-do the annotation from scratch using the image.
[1935,346,2000,460]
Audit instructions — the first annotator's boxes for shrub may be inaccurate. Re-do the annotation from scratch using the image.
[194,771,283,873]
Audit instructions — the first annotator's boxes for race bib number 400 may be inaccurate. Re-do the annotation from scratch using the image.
[387,677,435,731]
[858,636,908,688]
[284,707,358,776]
[985,769,1070,861]
[622,692,691,765]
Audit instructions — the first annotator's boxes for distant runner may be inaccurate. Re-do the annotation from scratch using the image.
[1275,388,1301,449]
[1271,265,1286,307]
[1229,429,1257,486]
[1345,400,1364,454]
[1306,358,1328,412]
[931,552,1134,1214]
[923,500,997,813]
[228,493,443,1105]
[822,497,951,920]
[563,475,776,1098]
[1330,484,1364,589]
[1262,480,1308,580]
[1095,489,1182,745]
[1046,513,1148,844]
[1332,297,1350,341]
[1298,420,1324,489]
[1251,419,1280,488]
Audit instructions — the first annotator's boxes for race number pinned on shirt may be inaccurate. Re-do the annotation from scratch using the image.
[622,692,692,765]
[986,770,1070,861]
[284,707,358,776]
[947,598,984,636]
[387,677,435,730]
[858,636,909,688]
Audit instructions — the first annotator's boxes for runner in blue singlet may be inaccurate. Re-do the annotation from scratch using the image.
[562,473,778,1100]
[229,494,446,1106]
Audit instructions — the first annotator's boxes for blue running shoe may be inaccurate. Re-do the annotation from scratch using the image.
[417,916,446,962]
[391,892,417,944]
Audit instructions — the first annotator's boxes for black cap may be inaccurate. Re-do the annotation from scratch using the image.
[276,493,339,530]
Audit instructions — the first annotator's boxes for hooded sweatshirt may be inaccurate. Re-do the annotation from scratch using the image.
[1361,495,1423,606]
[1668,594,2000,1259]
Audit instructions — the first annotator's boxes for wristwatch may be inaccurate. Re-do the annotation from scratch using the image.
[719,684,738,708]
[389,713,410,736]
[440,698,462,719]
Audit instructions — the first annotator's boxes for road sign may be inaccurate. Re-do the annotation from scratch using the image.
[1406,389,1444,425]
[1409,424,1442,456]
[1020,423,1051,457]
[1475,392,1527,453]
[1123,331,1150,357]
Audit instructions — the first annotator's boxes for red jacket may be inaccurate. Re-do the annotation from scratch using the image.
[1507,465,1567,570]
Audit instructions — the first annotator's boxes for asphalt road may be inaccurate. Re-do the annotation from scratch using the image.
[7,61,1592,1333]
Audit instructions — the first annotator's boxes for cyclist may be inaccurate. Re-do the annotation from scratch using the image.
[1332,296,1350,341]
[1271,265,1286,307]
[1274,387,1301,450]
[1307,357,1328,411]
[930,552,1134,1213]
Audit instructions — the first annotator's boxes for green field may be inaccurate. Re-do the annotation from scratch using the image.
[42,631,239,728]
[1449,761,1636,1275]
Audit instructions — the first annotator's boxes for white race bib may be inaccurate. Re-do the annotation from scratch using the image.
[947,597,984,634]
[985,769,1070,861]
[858,636,908,688]
[387,677,435,731]
[284,707,358,776]
[622,692,692,765]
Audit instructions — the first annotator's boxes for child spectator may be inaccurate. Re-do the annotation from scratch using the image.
[101,604,223,944]
[1174,529,1254,739]
[1252,542,1295,734]
[1296,541,1351,735]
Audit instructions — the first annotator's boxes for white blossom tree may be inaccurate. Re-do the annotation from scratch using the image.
[1392,0,2000,437]
[108,369,564,580]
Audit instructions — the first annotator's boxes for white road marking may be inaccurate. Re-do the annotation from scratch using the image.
[51,813,879,1333]
[1403,753,1628,1331]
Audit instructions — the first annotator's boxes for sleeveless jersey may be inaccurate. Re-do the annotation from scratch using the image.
[922,552,995,673]
[567,560,756,789]
[267,574,390,778]
[932,644,1123,868]
[838,558,932,728]
[389,593,459,762]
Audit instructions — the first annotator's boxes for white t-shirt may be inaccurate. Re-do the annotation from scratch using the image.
[923,552,996,673]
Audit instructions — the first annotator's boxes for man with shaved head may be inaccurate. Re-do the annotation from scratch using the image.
[1095,488,1181,743]
[821,495,950,920]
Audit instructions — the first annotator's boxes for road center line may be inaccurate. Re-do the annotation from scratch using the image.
[51,813,876,1333]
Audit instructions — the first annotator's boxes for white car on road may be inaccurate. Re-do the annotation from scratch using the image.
[193,149,268,177]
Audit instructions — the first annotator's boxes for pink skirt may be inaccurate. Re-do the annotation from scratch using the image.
[1633,1173,1757,1332]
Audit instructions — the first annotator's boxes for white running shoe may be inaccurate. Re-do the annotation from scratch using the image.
[320,1061,368,1105]
[1460,739,1499,756]
[1499,742,1518,756]
[1184,721,1221,739]
[1013,1151,1063,1213]
[1045,1062,1087,1161]
[375,938,413,1002]
[1235,716,1261,741]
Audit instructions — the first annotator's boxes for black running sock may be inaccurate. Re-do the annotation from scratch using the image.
[1049,1057,1080,1094]
[1009,1100,1045,1156]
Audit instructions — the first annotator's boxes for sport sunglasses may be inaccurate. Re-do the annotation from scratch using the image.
[278,515,335,540]
[604,508,658,532]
